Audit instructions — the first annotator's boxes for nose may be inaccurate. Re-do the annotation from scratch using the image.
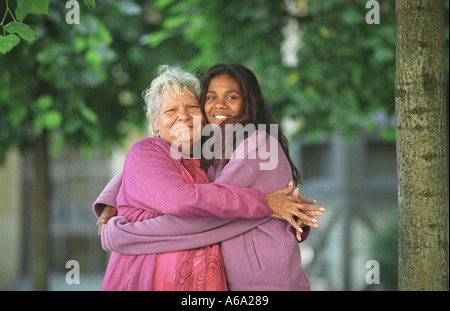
[177,106,191,121]
[212,97,227,108]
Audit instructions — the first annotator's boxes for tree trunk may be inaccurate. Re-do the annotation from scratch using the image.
[396,0,449,291]
[31,130,50,290]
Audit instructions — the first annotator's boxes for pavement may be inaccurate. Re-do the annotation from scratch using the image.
[6,273,104,291]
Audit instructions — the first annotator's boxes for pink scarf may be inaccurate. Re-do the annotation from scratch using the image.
[152,158,228,291]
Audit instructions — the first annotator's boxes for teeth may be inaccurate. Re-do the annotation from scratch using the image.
[215,116,228,119]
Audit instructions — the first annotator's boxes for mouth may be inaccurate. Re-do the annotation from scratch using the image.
[171,124,193,135]
[210,115,232,123]
[174,123,193,129]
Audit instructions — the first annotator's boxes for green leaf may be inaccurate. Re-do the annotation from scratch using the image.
[5,22,36,42]
[155,0,173,10]
[16,0,49,20]
[379,127,396,141]
[36,95,53,111]
[84,0,96,9]
[29,0,49,14]
[43,110,62,130]
[80,106,98,124]
[15,0,32,21]
[85,48,103,65]
[32,110,63,134]
[148,30,172,47]
[0,34,20,54]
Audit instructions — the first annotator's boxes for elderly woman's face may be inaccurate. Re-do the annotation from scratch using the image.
[153,88,203,152]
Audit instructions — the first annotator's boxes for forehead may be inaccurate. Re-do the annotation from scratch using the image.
[160,88,198,105]
[208,74,240,91]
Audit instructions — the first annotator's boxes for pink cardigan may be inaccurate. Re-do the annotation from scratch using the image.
[96,132,310,290]
[97,137,272,290]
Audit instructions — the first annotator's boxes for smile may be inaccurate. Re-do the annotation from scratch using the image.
[171,124,194,134]
[212,115,232,121]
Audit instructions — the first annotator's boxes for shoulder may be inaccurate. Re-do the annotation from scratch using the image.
[123,138,182,175]
[232,129,291,173]
[128,137,170,155]
[233,129,283,158]
[126,137,176,164]
[131,137,167,150]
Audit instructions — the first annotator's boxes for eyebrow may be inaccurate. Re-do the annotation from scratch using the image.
[207,90,241,94]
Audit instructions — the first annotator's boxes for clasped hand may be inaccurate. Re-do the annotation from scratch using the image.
[265,181,324,241]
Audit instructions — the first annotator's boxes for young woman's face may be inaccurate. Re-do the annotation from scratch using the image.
[204,74,244,124]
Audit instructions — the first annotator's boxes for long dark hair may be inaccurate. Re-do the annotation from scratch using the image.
[199,63,302,186]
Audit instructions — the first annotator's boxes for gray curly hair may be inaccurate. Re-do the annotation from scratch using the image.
[142,65,201,136]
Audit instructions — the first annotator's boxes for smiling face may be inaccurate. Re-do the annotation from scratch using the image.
[153,87,203,151]
[204,74,244,124]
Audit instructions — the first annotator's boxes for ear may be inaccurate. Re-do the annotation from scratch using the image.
[151,112,159,132]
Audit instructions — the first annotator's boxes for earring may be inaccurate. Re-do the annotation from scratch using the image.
[152,130,160,137]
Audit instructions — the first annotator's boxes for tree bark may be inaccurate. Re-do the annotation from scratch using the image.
[31,130,50,290]
[396,0,449,291]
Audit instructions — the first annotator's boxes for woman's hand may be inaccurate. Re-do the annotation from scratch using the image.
[292,187,324,228]
[96,205,118,236]
[292,187,324,241]
[265,182,324,234]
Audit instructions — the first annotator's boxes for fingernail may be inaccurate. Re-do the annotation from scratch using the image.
[319,207,325,212]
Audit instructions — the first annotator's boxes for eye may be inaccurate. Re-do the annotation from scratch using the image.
[207,95,216,100]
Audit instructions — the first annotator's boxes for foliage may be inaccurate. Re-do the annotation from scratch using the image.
[1,0,448,163]
[0,0,150,162]
[0,1,96,54]
[0,1,118,162]
[293,0,398,139]
[146,0,401,141]
[0,0,196,163]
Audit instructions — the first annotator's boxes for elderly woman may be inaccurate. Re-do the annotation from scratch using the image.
[96,65,313,291]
